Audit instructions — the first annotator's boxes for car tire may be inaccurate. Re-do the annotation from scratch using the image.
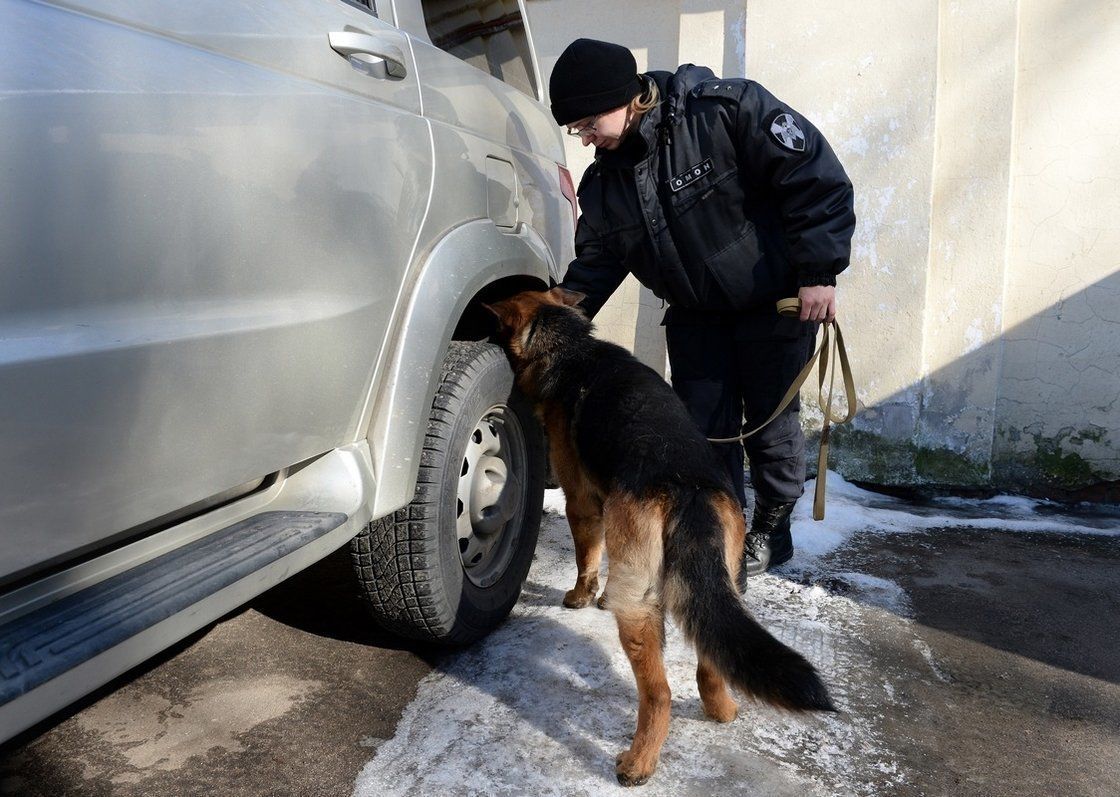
[350,340,545,645]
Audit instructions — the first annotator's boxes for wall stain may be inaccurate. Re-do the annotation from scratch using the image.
[811,425,1116,500]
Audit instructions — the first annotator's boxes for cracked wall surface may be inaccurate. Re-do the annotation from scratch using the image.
[992,1,1120,491]
[526,0,1120,492]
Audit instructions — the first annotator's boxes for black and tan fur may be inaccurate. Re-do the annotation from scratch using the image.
[486,287,835,787]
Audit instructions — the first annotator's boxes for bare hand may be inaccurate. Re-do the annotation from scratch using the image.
[798,285,837,323]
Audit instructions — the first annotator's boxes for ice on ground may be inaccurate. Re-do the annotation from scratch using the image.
[791,471,1119,563]
[827,572,913,616]
[352,478,1117,797]
[353,514,902,796]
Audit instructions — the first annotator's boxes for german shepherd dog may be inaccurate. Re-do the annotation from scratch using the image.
[486,287,835,786]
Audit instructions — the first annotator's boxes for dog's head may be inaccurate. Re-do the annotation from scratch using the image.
[484,287,588,369]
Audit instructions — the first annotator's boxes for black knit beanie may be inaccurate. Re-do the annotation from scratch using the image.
[549,38,643,126]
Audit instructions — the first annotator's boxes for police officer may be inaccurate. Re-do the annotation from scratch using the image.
[550,38,856,578]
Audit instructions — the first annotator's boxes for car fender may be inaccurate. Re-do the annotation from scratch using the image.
[363,219,552,518]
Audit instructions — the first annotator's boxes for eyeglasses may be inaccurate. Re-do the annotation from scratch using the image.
[565,114,602,137]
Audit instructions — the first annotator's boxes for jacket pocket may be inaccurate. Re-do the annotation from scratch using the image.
[703,222,777,311]
[668,166,739,215]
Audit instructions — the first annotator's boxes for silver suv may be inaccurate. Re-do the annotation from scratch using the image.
[0,0,575,742]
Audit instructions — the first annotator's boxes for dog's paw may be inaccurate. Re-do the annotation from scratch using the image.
[596,593,608,610]
[702,697,739,723]
[615,749,655,787]
[562,587,596,609]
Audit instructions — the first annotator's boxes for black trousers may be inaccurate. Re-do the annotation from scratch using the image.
[665,317,818,510]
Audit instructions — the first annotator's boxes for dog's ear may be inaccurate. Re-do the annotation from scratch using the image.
[484,300,516,320]
[481,301,506,333]
[549,286,587,308]
[483,300,521,332]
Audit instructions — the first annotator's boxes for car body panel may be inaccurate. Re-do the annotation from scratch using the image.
[0,0,572,743]
[365,219,551,517]
[0,0,432,583]
[0,441,377,743]
[354,21,572,514]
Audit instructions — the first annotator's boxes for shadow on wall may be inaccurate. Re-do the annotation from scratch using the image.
[826,269,1120,499]
[529,3,1119,497]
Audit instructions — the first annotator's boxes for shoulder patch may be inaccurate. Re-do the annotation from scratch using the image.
[766,110,806,152]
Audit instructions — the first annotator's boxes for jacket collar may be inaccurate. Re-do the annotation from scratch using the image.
[593,64,718,168]
[654,63,717,120]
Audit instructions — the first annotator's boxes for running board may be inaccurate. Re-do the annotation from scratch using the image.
[0,510,347,733]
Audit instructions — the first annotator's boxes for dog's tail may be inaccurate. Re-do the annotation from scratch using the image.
[662,489,836,712]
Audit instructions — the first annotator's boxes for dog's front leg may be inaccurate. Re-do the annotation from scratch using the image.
[563,494,604,609]
[546,418,604,609]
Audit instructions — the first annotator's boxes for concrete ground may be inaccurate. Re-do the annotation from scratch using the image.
[835,528,1120,796]
[0,551,435,797]
[1,484,1118,796]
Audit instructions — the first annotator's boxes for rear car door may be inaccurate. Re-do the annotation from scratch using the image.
[0,0,432,583]
[401,0,567,239]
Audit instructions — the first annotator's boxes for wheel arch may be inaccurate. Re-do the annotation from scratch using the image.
[363,220,553,518]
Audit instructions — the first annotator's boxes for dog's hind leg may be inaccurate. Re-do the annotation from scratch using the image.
[613,606,670,786]
[690,492,739,721]
[697,654,738,722]
[602,493,671,786]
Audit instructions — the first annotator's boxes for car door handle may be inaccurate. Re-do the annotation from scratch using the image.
[328,31,408,79]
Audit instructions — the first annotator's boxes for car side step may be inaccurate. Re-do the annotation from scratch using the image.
[0,510,347,707]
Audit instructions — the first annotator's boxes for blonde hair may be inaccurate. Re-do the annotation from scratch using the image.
[629,75,660,116]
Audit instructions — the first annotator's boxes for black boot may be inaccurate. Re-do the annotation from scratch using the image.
[740,498,795,585]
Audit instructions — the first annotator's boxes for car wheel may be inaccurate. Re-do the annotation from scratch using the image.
[351,340,545,645]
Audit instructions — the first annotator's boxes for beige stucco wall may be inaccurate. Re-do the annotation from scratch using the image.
[994,1,1120,489]
[918,1,1016,481]
[525,0,1120,493]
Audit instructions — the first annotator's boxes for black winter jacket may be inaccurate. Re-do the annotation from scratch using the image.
[561,65,856,322]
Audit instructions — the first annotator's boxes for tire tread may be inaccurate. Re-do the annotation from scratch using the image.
[350,341,542,645]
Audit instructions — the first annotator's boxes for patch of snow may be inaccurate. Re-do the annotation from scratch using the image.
[353,473,1116,796]
[830,572,913,617]
[353,512,903,797]
[789,471,1120,566]
[542,487,567,516]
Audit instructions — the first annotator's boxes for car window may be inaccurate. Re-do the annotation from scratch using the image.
[340,0,377,15]
[419,0,538,99]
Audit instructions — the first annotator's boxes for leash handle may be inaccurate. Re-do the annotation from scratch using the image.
[705,298,857,520]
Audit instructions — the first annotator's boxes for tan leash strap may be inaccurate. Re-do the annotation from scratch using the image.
[706,297,857,520]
